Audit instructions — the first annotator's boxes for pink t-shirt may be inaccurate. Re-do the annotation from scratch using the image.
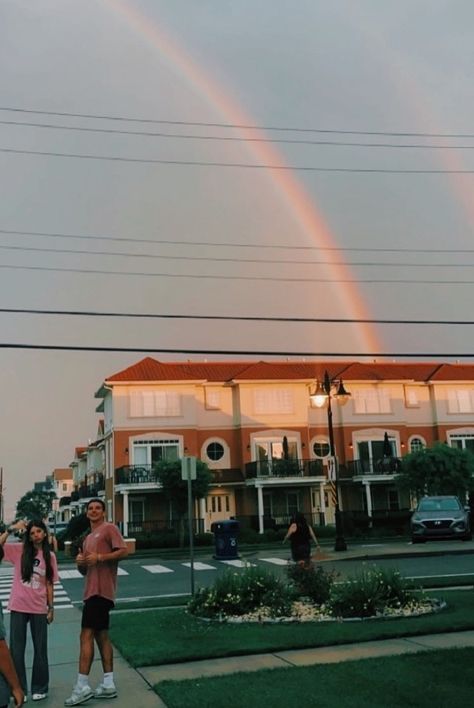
[82,522,127,602]
[4,543,59,614]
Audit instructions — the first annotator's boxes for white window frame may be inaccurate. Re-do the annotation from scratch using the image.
[353,387,391,415]
[129,389,181,418]
[447,389,474,414]
[253,388,294,415]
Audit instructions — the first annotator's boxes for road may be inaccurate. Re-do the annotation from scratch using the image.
[49,541,474,606]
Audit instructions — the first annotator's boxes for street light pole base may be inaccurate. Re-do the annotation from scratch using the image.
[334,536,347,552]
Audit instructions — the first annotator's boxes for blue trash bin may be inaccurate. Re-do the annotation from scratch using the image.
[211,519,240,560]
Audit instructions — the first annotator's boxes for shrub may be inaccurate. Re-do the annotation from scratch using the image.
[238,528,260,544]
[188,565,294,618]
[137,531,179,549]
[328,566,415,618]
[287,563,336,605]
[194,532,214,547]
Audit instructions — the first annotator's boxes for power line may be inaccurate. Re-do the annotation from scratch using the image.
[1,106,474,139]
[0,342,472,357]
[2,118,474,150]
[1,228,474,254]
[2,146,474,174]
[0,263,473,284]
[1,243,473,268]
[1,306,473,326]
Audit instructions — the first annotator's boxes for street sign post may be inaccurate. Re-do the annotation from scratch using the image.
[181,456,197,595]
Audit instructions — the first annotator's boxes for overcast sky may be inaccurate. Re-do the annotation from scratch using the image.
[0,0,473,516]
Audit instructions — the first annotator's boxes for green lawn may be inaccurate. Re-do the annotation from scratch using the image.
[110,589,474,667]
[156,646,474,708]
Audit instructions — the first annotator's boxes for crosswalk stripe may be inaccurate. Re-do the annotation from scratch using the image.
[142,564,174,574]
[181,562,216,571]
[58,570,83,579]
[220,559,256,568]
[260,557,290,565]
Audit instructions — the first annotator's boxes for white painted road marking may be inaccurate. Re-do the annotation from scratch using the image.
[142,564,174,574]
[182,562,216,571]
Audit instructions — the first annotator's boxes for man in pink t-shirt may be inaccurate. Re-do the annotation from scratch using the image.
[64,499,128,706]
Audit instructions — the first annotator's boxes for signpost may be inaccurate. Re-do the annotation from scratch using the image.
[181,456,197,595]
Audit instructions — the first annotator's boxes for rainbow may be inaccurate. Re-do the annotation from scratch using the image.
[103,0,381,354]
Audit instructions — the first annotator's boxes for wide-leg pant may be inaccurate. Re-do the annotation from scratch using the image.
[9,611,49,695]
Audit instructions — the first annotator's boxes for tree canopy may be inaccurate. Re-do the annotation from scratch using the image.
[15,489,56,520]
[154,459,212,546]
[154,459,212,515]
[396,443,474,499]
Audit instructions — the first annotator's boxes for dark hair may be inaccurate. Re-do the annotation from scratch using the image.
[87,498,105,511]
[21,519,54,584]
[291,512,309,529]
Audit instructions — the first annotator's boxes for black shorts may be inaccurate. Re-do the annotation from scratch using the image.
[81,595,115,631]
[291,542,311,562]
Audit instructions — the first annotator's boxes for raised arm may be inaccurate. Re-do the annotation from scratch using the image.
[309,526,320,548]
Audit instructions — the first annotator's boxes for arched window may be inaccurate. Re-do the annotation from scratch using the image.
[312,437,330,459]
[409,437,425,453]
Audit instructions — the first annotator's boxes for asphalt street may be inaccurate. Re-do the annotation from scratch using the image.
[43,540,474,606]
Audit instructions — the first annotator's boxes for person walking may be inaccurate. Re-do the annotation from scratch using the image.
[0,519,58,702]
[283,512,320,566]
[65,499,128,706]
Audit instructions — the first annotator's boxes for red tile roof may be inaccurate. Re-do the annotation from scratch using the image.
[102,357,457,386]
[429,364,474,381]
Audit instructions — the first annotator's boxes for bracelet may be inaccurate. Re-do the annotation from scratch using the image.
[47,605,54,611]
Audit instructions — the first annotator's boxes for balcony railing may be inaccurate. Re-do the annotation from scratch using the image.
[245,458,324,479]
[344,457,402,477]
[115,465,157,485]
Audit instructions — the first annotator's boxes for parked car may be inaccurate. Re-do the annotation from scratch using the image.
[410,495,471,543]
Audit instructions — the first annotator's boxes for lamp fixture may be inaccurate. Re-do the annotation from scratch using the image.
[309,370,351,552]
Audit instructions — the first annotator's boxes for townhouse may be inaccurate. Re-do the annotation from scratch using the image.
[85,358,474,537]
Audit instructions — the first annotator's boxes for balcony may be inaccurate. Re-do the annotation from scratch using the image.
[116,465,158,485]
[343,457,402,477]
[245,458,324,479]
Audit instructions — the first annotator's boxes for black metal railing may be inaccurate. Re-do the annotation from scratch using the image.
[245,458,324,479]
[115,465,157,485]
[345,458,402,476]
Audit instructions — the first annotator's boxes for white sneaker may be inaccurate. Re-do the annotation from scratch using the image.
[32,693,48,701]
[64,685,94,706]
[94,683,117,699]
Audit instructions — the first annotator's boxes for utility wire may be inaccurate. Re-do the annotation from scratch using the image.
[0,306,473,326]
[1,243,473,267]
[2,118,474,150]
[0,343,472,357]
[1,106,474,139]
[1,228,474,254]
[2,146,474,173]
[0,263,473,284]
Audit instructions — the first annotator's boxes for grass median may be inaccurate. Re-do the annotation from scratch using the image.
[156,646,474,708]
[110,589,474,667]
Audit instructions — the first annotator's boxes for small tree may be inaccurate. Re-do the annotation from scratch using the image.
[396,443,474,501]
[154,459,212,546]
[15,489,56,520]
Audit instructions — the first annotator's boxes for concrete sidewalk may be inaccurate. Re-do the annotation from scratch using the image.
[9,607,163,707]
[138,629,474,687]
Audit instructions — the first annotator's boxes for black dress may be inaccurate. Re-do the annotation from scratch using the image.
[290,524,311,562]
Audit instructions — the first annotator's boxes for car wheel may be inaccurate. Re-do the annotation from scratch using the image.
[412,537,424,544]
[462,532,473,541]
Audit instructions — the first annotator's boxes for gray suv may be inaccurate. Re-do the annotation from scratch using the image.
[411,495,471,543]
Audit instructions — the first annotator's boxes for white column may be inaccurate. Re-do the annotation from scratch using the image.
[122,490,129,537]
[364,482,373,519]
[319,482,327,524]
[199,498,206,532]
[257,485,264,534]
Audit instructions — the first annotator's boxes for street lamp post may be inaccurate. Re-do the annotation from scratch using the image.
[310,370,351,552]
